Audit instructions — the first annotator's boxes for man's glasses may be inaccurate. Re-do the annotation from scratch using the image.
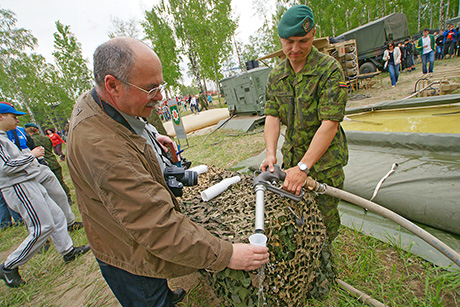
[115,76,167,99]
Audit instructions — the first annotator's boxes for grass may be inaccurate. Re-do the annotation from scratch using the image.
[0,130,459,306]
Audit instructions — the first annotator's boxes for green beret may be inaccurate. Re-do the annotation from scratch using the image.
[278,5,315,39]
[25,123,39,129]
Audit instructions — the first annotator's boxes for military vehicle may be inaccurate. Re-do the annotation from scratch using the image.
[334,13,410,74]
[219,65,271,116]
[219,37,359,125]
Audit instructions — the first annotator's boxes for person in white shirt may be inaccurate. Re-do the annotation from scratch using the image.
[416,28,435,76]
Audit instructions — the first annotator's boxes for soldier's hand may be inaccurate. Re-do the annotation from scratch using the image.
[260,156,277,172]
[283,166,307,196]
[228,243,269,271]
[31,146,45,159]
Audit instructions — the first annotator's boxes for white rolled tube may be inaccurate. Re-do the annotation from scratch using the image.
[201,176,241,202]
[188,165,208,175]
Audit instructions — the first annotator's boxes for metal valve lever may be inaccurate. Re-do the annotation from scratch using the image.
[253,164,304,202]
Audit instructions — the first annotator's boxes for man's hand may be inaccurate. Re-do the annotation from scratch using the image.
[283,166,308,196]
[31,146,45,159]
[156,134,177,153]
[228,243,269,271]
[260,156,277,172]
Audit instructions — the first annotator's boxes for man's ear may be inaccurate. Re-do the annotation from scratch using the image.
[104,75,122,96]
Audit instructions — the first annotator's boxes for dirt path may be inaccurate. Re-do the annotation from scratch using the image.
[347,57,460,108]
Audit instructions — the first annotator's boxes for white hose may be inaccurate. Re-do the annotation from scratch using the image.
[201,176,241,202]
[323,185,460,268]
[188,165,208,175]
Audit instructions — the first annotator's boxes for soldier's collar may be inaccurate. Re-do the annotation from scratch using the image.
[283,46,319,76]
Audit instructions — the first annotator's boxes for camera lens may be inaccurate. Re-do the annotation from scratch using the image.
[182,170,198,186]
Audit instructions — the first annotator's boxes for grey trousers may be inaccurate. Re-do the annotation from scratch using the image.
[2,178,73,269]
[36,166,75,226]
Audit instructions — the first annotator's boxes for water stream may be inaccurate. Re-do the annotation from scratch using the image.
[256,264,267,306]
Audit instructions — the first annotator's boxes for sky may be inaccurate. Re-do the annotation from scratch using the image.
[1,0,267,83]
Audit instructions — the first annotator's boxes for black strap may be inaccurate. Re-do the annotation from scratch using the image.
[12,129,21,149]
[91,88,136,134]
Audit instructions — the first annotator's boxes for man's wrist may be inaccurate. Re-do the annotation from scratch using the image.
[297,162,310,174]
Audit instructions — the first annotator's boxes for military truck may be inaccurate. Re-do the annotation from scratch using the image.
[334,13,410,74]
[219,65,271,116]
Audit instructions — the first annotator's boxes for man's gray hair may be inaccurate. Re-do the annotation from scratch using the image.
[93,38,136,87]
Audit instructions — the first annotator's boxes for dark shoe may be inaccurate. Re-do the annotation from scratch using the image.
[0,264,25,288]
[68,221,84,232]
[170,288,186,305]
[63,244,91,263]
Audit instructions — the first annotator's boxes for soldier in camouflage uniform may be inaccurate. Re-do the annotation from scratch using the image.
[261,5,348,241]
[25,123,72,204]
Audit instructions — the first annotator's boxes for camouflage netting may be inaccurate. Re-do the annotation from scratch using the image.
[181,166,335,306]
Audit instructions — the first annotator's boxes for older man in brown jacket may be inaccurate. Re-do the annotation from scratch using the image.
[67,37,269,306]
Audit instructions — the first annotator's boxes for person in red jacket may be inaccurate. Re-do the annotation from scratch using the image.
[45,128,65,161]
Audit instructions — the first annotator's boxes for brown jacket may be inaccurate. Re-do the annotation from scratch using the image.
[67,90,232,278]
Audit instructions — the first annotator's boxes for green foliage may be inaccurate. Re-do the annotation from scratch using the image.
[142,5,182,91]
[0,8,38,114]
[53,21,92,117]
[167,0,236,94]
[0,9,92,130]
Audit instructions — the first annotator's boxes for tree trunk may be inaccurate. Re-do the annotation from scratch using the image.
[446,0,451,20]
[187,33,205,99]
[331,17,336,37]
[5,64,37,123]
[430,5,433,30]
[208,40,223,107]
[233,35,244,72]
[440,0,446,30]
[418,0,421,32]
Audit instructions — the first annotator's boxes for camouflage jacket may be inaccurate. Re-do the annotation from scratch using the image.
[31,133,61,171]
[265,46,348,173]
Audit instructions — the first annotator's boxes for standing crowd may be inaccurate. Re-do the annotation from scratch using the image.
[158,93,214,120]
[383,24,459,87]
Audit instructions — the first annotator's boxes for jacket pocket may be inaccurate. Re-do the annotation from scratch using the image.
[271,90,294,125]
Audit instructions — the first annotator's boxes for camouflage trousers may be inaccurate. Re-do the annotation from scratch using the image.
[51,167,72,203]
[284,159,344,241]
[310,166,344,242]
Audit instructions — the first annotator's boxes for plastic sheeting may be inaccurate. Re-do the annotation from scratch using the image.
[346,94,460,115]
[344,131,460,235]
[339,201,460,270]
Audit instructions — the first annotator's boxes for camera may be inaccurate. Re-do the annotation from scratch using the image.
[164,165,198,197]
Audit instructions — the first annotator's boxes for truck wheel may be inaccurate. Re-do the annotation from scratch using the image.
[360,62,377,74]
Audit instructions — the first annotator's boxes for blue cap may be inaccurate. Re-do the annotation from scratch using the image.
[0,104,26,115]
